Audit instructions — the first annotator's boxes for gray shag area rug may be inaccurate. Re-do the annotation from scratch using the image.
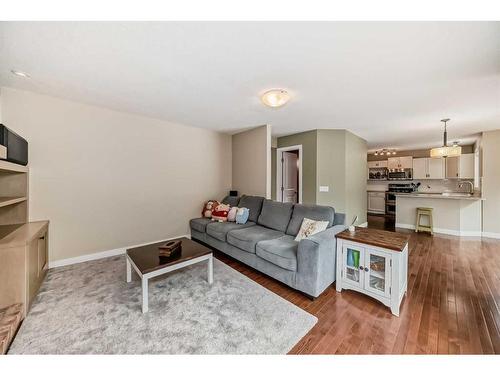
[9,255,317,354]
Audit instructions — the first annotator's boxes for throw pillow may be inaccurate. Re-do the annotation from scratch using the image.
[295,218,329,242]
[202,200,219,218]
[235,207,250,224]
[227,206,238,222]
[212,203,231,222]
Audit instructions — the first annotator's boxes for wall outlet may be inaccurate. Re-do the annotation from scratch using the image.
[319,186,329,192]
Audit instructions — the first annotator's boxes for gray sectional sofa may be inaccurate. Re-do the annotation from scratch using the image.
[190,195,346,298]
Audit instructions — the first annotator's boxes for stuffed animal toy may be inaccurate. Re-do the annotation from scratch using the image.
[227,206,238,222]
[202,200,219,218]
[212,203,231,222]
[236,207,250,224]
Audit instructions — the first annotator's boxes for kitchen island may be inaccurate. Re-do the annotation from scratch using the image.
[395,192,483,236]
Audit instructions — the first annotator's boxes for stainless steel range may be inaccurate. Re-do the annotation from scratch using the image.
[385,183,417,217]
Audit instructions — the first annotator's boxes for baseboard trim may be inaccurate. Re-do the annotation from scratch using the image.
[358,222,368,228]
[482,232,500,239]
[48,234,191,269]
[395,223,482,237]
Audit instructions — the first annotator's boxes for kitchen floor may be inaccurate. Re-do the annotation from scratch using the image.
[367,213,395,231]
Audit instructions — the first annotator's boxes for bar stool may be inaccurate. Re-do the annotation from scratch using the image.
[415,207,433,234]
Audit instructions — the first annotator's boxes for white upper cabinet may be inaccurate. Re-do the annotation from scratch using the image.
[446,154,474,179]
[399,156,413,169]
[412,157,444,179]
[412,158,427,179]
[445,157,459,179]
[368,161,388,168]
[388,156,412,169]
[428,158,445,179]
[459,154,474,179]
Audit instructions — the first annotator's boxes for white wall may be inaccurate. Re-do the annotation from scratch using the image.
[232,125,271,198]
[0,87,232,262]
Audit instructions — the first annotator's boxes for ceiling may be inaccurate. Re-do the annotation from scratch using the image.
[0,22,499,150]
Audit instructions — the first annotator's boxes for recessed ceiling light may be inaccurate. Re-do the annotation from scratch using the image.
[11,70,30,78]
[261,89,290,108]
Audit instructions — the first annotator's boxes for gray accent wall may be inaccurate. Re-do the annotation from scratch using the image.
[275,129,367,225]
[316,129,347,212]
[277,130,318,204]
[316,129,367,225]
[345,130,368,225]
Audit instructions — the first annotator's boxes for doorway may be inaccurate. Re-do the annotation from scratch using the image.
[276,145,302,204]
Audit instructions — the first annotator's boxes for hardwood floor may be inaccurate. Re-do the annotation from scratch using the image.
[213,227,500,354]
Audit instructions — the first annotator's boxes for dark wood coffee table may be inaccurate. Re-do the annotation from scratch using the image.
[126,237,213,313]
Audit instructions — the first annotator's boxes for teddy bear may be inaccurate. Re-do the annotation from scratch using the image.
[211,203,231,222]
[202,200,219,218]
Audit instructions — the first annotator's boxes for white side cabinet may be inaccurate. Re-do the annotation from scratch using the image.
[336,230,409,316]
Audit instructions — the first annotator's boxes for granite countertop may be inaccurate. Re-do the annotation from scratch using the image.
[395,192,483,200]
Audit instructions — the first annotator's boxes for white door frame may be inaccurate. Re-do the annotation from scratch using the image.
[276,145,303,204]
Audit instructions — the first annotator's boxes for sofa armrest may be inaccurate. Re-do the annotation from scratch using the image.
[295,225,347,297]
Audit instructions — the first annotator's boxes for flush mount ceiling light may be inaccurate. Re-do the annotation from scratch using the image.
[430,119,462,158]
[11,70,30,78]
[261,89,290,108]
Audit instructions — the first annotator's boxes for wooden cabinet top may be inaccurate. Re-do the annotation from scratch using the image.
[0,221,49,249]
[336,227,409,252]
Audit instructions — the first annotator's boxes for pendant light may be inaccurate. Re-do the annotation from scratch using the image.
[430,119,462,158]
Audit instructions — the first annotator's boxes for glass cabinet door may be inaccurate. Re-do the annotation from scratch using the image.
[364,248,391,297]
[342,244,364,288]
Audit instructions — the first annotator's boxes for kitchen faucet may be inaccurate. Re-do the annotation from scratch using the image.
[458,181,474,194]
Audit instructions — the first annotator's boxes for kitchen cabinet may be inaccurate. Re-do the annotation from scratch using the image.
[367,192,386,214]
[412,157,445,179]
[412,158,427,179]
[368,161,388,168]
[446,154,474,179]
[388,156,412,169]
[336,232,409,316]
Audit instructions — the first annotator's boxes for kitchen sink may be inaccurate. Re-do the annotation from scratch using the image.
[441,192,473,197]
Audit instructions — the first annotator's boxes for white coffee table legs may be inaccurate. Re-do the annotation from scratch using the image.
[208,255,213,284]
[141,277,149,313]
[126,257,132,283]
[126,253,213,314]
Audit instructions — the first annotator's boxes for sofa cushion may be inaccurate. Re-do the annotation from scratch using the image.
[286,204,335,236]
[256,235,298,272]
[238,195,264,222]
[227,225,284,254]
[222,195,240,206]
[257,200,294,232]
[190,217,212,233]
[206,221,255,242]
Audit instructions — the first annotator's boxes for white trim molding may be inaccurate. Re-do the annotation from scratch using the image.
[358,222,368,228]
[276,144,303,204]
[396,223,482,237]
[48,234,191,268]
[482,232,500,239]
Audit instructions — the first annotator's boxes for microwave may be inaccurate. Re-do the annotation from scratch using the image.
[388,168,412,180]
[0,124,28,166]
